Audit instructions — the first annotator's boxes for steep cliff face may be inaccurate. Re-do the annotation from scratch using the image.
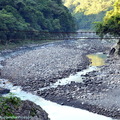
[63,0,115,30]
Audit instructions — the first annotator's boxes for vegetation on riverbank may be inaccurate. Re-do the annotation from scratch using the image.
[0,39,58,51]
[0,0,76,45]
[0,95,21,119]
[95,0,120,55]
[63,0,115,30]
[0,95,50,120]
[95,0,120,37]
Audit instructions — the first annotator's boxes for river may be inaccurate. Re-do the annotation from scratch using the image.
[0,52,116,120]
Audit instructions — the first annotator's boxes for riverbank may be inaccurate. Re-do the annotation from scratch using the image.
[1,39,109,91]
[0,85,112,120]
[0,39,57,51]
[0,38,115,118]
[38,55,120,118]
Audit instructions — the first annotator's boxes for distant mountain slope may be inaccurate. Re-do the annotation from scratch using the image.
[0,0,76,32]
[63,0,115,15]
[63,0,115,30]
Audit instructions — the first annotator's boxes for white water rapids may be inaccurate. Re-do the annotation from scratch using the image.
[0,52,117,120]
[0,79,113,120]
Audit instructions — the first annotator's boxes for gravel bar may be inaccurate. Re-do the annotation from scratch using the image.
[0,38,113,118]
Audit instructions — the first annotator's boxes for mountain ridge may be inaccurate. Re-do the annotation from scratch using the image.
[63,0,115,30]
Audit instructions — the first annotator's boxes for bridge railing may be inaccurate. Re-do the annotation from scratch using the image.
[0,30,120,44]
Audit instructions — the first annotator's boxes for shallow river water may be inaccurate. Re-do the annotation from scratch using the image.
[0,52,117,120]
[0,79,113,120]
[87,52,107,66]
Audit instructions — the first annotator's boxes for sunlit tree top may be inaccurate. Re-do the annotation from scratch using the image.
[63,0,115,15]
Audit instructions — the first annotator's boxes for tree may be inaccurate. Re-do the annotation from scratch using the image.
[95,0,120,55]
[0,0,76,44]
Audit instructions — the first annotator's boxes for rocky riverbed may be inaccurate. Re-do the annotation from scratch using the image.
[1,39,109,91]
[38,55,120,118]
[0,38,116,118]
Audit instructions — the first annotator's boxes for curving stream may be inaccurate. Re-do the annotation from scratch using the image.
[1,79,113,120]
[0,52,117,120]
[40,53,107,91]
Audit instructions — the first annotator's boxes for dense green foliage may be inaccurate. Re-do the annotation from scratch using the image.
[95,0,120,37]
[0,0,76,44]
[95,0,120,55]
[63,0,115,30]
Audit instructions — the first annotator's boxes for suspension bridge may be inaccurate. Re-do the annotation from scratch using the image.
[0,29,119,42]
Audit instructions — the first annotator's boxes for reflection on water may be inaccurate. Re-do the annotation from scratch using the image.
[87,53,107,66]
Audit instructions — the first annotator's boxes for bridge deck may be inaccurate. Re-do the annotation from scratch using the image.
[0,30,119,41]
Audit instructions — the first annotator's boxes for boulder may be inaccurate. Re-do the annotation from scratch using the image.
[109,40,120,55]
[0,97,50,120]
[0,88,10,94]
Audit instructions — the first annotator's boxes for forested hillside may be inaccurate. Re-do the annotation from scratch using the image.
[63,0,115,30]
[95,0,120,55]
[0,0,76,44]
[95,0,120,37]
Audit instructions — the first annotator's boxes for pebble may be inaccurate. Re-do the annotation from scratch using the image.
[0,39,116,117]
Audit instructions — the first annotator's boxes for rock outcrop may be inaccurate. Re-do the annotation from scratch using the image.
[109,40,120,55]
[0,87,10,94]
[0,96,50,120]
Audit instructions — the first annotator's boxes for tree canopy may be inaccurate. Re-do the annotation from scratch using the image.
[63,0,115,15]
[0,0,76,44]
[63,0,115,30]
[95,0,120,55]
[95,0,120,37]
